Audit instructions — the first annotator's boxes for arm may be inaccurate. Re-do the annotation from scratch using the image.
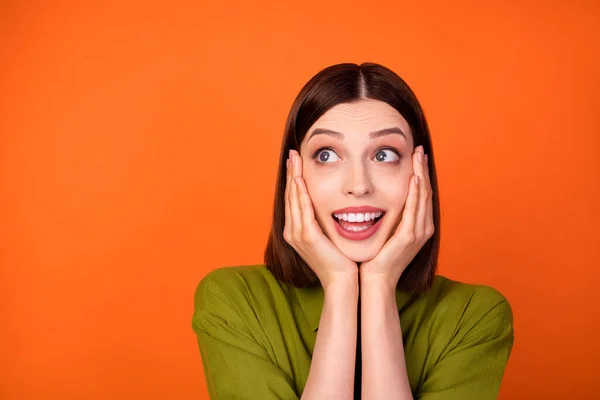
[360,275,413,400]
[284,150,361,399]
[360,279,515,400]
[193,271,359,400]
[357,146,429,398]
[193,273,300,399]
[301,276,359,400]
[416,287,514,400]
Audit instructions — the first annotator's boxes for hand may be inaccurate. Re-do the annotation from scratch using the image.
[283,149,358,290]
[359,145,435,288]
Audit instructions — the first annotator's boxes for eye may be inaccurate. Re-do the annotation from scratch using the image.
[314,148,341,163]
[374,148,400,162]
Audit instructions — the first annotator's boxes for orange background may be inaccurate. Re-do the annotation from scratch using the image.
[1,1,598,399]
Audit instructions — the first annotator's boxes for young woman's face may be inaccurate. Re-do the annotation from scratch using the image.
[299,99,415,263]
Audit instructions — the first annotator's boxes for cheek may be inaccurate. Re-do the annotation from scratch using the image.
[374,176,411,232]
[374,174,410,204]
[396,185,410,206]
[304,174,335,216]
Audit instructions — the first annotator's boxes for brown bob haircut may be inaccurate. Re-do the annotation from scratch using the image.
[264,62,440,295]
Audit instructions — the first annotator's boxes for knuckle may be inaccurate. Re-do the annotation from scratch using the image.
[415,232,425,242]
[292,230,302,244]
[427,224,435,234]
[301,230,316,245]
[404,232,416,243]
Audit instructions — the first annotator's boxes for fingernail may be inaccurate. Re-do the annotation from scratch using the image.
[417,151,423,162]
[292,153,296,165]
[424,154,428,164]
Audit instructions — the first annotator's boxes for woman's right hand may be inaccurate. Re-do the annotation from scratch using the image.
[283,149,358,290]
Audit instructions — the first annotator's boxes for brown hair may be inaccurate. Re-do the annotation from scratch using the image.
[264,62,441,295]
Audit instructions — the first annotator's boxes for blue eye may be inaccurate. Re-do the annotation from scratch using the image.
[375,148,400,162]
[312,147,401,163]
[314,148,341,163]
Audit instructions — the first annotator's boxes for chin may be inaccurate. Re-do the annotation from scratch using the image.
[334,240,382,263]
[319,213,396,263]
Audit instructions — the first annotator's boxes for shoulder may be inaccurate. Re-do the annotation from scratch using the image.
[409,277,514,398]
[424,275,514,341]
[194,264,275,302]
[193,264,284,320]
[430,275,512,309]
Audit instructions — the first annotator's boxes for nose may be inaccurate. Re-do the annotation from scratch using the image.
[344,163,373,196]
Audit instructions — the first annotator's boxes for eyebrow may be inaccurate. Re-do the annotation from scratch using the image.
[307,127,407,142]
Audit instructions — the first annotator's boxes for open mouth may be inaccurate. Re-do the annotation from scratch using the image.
[332,212,385,232]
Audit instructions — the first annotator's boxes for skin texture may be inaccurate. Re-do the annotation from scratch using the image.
[287,98,435,398]
[359,143,434,399]
[298,99,416,264]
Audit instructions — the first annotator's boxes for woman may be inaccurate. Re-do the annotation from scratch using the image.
[192,62,514,399]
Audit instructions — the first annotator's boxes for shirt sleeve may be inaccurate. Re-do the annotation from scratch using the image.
[192,270,300,400]
[416,286,515,400]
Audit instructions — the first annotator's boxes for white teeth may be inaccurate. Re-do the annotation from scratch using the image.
[333,212,383,222]
[343,225,371,232]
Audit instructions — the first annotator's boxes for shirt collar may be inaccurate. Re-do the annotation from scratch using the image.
[292,282,414,332]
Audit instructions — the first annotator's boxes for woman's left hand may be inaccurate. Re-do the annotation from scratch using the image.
[359,145,435,288]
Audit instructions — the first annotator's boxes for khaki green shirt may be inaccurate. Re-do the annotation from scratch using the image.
[192,265,514,399]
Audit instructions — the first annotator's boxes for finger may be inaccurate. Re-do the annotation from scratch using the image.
[415,147,428,239]
[424,153,434,236]
[284,155,293,238]
[293,149,301,178]
[292,150,313,238]
[285,153,292,201]
[399,148,419,237]
[398,172,420,240]
[295,175,321,236]
[423,153,432,192]
[289,153,303,242]
[292,151,311,226]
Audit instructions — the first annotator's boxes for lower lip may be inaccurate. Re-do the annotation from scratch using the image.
[333,215,384,241]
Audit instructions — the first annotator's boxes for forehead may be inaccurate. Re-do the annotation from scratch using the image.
[309,99,412,139]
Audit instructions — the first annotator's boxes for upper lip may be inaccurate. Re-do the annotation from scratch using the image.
[332,206,386,214]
